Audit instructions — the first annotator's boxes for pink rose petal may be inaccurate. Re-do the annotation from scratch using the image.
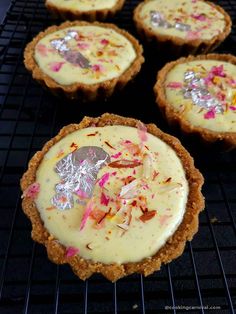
[98,173,110,188]
[216,91,226,102]
[111,152,122,159]
[229,106,236,111]
[211,65,225,77]
[36,44,48,57]
[66,246,79,258]
[186,30,201,40]
[227,78,236,87]
[137,121,148,143]
[80,201,94,231]
[49,61,64,72]
[92,64,104,72]
[23,182,40,199]
[191,14,207,21]
[100,192,110,206]
[204,109,216,119]
[77,42,90,50]
[166,82,183,89]
[100,39,109,45]
[204,73,214,86]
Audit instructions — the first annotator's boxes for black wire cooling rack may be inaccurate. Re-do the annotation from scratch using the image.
[0,0,236,313]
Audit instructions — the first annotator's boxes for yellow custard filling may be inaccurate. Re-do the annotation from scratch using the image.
[138,0,225,41]
[46,0,118,11]
[31,125,188,264]
[165,60,236,132]
[34,26,136,85]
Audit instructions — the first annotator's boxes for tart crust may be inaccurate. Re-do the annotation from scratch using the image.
[154,54,236,150]
[21,113,204,282]
[133,0,232,56]
[24,21,144,101]
[45,0,125,21]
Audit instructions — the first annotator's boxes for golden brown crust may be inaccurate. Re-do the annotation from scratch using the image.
[21,113,204,282]
[154,53,236,150]
[45,0,125,21]
[24,21,144,101]
[133,0,232,56]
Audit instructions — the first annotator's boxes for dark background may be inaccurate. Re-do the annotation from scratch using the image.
[0,0,235,313]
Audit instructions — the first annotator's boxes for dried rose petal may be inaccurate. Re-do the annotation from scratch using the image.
[100,192,110,206]
[139,210,156,222]
[49,61,64,72]
[111,152,122,159]
[77,42,90,50]
[191,14,207,21]
[186,30,200,40]
[22,182,40,199]
[36,44,48,57]
[211,65,225,77]
[122,141,141,155]
[109,159,142,168]
[80,201,94,231]
[167,82,183,89]
[204,109,216,119]
[119,179,139,199]
[137,121,148,143]
[98,173,110,188]
[66,246,79,258]
[92,64,104,72]
[100,39,109,45]
[90,209,106,223]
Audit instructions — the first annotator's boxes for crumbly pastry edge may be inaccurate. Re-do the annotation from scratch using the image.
[133,0,232,56]
[154,53,236,150]
[24,21,144,101]
[20,113,204,282]
[45,0,125,21]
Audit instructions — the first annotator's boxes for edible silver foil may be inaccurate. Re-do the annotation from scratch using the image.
[50,30,91,69]
[183,71,223,114]
[150,11,191,32]
[175,22,191,32]
[52,146,110,210]
[150,11,172,28]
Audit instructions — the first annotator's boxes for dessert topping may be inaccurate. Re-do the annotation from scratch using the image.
[52,146,110,210]
[150,11,191,32]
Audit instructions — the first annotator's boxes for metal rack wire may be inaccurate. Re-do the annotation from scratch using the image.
[0,0,235,313]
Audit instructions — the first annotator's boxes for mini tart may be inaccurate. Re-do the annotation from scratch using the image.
[45,0,125,21]
[21,113,204,282]
[133,0,231,56]
[154,54,236,150]
[24,21,144,101]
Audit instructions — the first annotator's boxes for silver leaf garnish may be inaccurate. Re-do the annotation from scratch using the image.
[50,30,91,69]
[150,11,191,32]
[63,50,91,68]
[183,71,223,114]
[175,22,191,32]
[52,146,110,210]
[51,39,69,52]
[150,11,172,28]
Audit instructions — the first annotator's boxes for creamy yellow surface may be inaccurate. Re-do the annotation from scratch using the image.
[139,0,225,40]
[35,126,188,264]
[34,26,136,85]
[47,0,118,11]
[165,60,236,132]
